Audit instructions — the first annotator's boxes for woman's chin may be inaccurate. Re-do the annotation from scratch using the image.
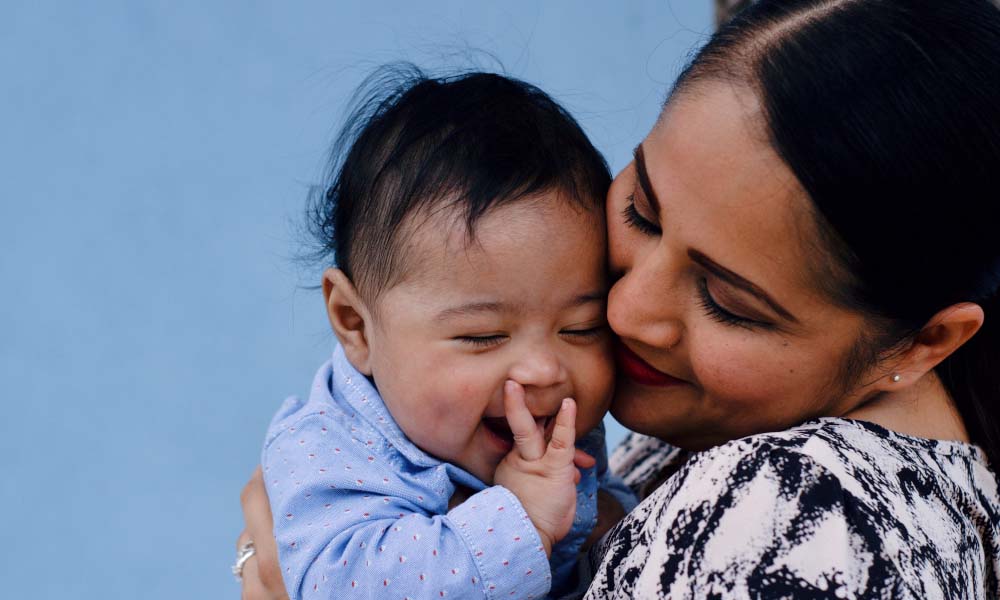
[610,383,711,449]
[610,385,679,439]
[609,377,690,424]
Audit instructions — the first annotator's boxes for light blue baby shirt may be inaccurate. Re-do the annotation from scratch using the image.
[263,345,635,600]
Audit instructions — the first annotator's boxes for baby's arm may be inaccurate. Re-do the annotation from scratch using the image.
[263,408,550,600]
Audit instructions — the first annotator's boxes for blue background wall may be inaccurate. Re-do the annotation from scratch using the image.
[0,2,711,597]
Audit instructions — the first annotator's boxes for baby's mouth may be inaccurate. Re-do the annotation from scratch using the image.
[482,415,557,446]
[482,417,514,444]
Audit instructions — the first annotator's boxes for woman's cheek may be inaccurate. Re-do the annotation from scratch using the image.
[691,335,783,405]
[581,352,615,434]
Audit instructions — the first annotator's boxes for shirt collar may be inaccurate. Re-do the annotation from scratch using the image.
[320,344,487,490]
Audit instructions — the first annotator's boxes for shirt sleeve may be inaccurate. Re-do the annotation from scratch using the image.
[585,442,912,600]
[263,409,551,600]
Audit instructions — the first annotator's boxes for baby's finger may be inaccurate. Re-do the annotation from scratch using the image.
[543,398,578,466]
[504,380,545,461]
[573,448,596,470]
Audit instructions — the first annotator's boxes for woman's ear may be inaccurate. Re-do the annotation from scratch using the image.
[322,268,374,375]
[886,302,984,386]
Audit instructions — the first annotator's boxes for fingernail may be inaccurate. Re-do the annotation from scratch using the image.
[562,398,571,409]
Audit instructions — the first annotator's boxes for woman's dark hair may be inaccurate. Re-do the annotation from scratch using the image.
[674,0,1000,463]
[307,65,610,299]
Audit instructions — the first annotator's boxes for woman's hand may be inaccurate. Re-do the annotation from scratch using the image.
[238,466,287,600]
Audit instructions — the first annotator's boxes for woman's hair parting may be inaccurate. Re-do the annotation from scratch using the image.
[675,0,1000,462]
[306,64,611,300]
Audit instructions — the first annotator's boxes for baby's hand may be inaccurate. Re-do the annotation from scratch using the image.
[494,380,596,557]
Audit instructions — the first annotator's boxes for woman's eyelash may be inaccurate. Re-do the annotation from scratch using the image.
[623,195,662,235]
[622,189,774,332]
[696,278,767,330]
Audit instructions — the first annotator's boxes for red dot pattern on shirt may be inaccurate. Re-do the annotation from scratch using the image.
[274,375,542,598]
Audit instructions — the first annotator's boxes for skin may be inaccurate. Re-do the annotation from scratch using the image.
[238,82,985,598]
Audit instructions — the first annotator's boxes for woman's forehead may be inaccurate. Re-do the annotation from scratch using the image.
[645,83,826,304]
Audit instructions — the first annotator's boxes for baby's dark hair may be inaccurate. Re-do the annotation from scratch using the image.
[307,65,611,299]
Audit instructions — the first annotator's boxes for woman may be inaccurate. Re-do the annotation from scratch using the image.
[239,0,1000,597]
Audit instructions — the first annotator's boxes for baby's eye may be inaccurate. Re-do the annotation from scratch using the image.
[559,325,608,341]
[454,334,508,348]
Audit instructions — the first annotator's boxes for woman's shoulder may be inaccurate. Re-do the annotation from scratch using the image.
[592,418,1000,599]
[623,417,999,534]
[719,417,997,507]
[614,417,994,497]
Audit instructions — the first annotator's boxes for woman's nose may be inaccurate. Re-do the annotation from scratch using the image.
[607,257,684,351]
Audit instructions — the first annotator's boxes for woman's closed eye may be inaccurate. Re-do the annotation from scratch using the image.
[696,278,773,331]
[623,194,661,236]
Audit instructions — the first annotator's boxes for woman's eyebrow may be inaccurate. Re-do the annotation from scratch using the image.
[689,249,800,323]
[633,144,662,216]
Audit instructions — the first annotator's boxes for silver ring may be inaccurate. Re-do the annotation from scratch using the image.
[232,540,256,581]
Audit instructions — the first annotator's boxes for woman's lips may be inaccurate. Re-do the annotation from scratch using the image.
[614,341,686,387]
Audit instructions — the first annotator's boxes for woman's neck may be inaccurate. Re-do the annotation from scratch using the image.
[843,371,971,443]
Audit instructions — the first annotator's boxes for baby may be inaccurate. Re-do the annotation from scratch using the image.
[262,68,635,599]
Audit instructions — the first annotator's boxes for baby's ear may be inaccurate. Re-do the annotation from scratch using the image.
[322,268,373,375]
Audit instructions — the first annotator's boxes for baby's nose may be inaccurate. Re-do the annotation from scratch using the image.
[508,348,567,390]
[521,390,569,421]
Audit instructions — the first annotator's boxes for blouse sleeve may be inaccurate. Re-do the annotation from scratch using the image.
[586,441,914,599]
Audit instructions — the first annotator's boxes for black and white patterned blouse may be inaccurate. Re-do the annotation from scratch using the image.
[585,417,1000,599]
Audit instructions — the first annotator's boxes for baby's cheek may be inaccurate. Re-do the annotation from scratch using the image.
[454,381,479,404]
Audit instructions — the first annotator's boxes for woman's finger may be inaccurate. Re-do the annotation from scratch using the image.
[240,550,261,600]
[236,529,252,552]
[236,527,267,600]
[543,398,578,467]
[504,379,546,460]
[240,466,288,598]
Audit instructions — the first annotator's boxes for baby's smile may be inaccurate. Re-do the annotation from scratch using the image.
[481,417,515,453]
[481,414,558,452]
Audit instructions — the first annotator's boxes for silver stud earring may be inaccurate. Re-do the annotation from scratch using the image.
[891,374,901,383]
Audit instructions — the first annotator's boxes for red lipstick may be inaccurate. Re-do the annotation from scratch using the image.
[614,341,686,387]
